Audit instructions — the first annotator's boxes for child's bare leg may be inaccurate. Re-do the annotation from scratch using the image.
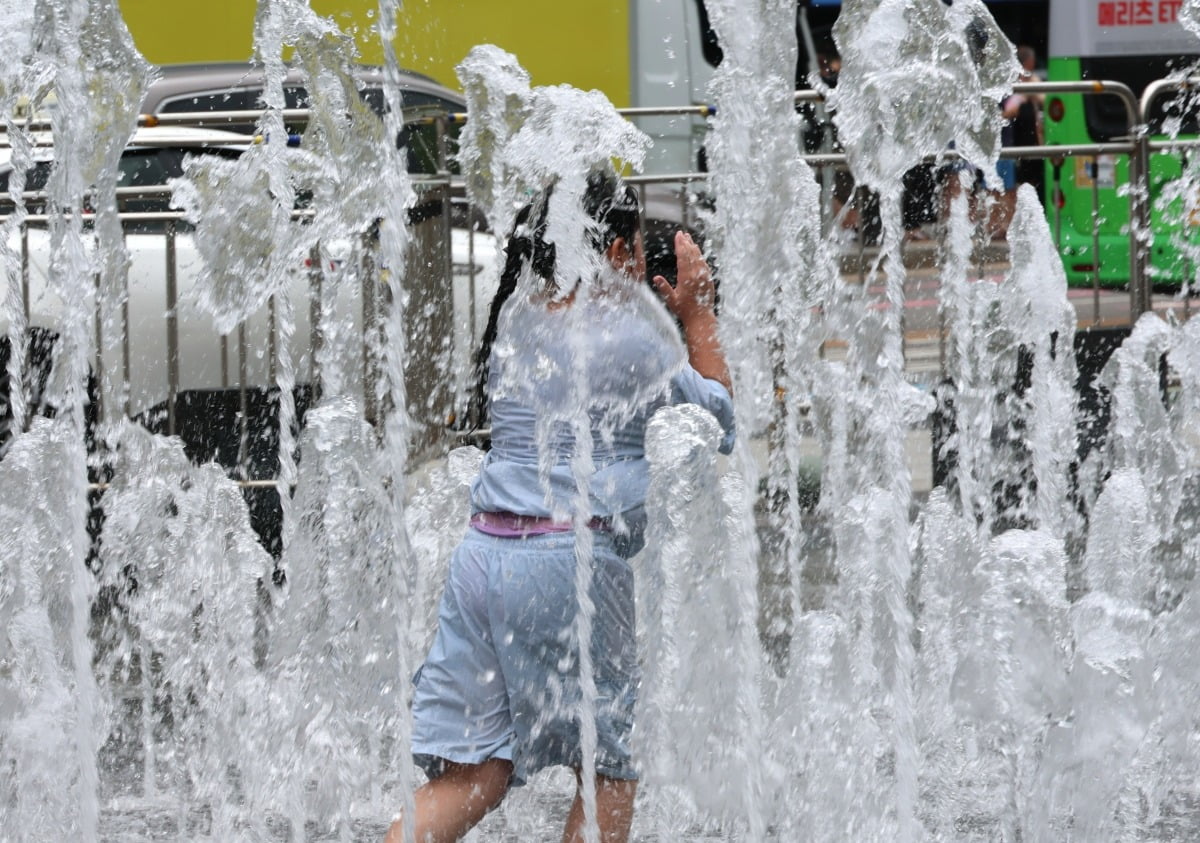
[384,758,513,843]
[561,772,637,843]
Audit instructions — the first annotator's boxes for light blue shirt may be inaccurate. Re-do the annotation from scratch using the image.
[470,283,735,523]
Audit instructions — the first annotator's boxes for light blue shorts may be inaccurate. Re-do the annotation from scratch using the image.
[411,528,638,785]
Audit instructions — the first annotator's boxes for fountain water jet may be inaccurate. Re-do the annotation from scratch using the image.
[3,0,1200,840]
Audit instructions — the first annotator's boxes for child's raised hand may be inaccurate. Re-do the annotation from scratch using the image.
[650,231,731,393]
[651,231,715,325]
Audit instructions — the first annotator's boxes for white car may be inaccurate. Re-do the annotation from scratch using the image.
[0,126,498,432]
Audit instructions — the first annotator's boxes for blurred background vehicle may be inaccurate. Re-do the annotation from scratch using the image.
[1042,0,1200,288]
[140,62,467,176]
[0,123,496,417]
[0,115,496,550]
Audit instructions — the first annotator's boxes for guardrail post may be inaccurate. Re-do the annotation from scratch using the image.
[1050,157,1063,256]
[1090,160,1102,325]
[362,226,380,429]
[1129,124,1153,317]
[309,244,323,404]
[437,114,454,359]
[93,271,104,424]
[237,322,249,479]
[165,219,178,436]
[20,227,29,327]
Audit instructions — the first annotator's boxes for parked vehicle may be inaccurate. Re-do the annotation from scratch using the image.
[139,62,466,176]
[0,125,497,446]
[1043,0,1200,287]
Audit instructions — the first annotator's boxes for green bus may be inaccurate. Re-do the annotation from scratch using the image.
[1042,0,1200,288]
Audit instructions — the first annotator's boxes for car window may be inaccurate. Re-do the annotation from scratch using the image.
[359,88,463,175]
[283,86,311,109]
[0,161,53,220]
[118,148,180,232]
[120,147,241,233]
[0,149,249,232]
[159,89,265,134]
[159,89,264,113]
[118,148,177,189]
[152,78,463,174]
[0,161,53,196]
[359,88,461,115]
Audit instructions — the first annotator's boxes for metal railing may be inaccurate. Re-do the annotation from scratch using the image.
[765,81,1194,323]
[3,79,1199,483]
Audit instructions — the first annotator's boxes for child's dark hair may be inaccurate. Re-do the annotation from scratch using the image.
[583,170,640,253]
[458,171,640,432]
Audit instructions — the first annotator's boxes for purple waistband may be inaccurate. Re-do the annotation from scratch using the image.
[470,511,610,538]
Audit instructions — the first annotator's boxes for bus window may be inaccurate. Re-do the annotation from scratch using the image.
[1045,0,1200,288]
[1143,77,1200,137]
[1080,55,1199,140]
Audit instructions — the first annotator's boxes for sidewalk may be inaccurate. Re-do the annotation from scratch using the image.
[837,230,1010,277]
[744,426,933,498]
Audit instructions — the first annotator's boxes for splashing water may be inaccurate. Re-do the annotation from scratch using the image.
[830,0,1015,191]
[7,0,1200,840]
[457,44,650,295]
[0,419,107,838]
[0,1,149,839]
[94,422,275,835]
[265,398,407,841]
[637,404,763,837]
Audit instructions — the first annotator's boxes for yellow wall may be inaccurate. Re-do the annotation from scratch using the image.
[117,1,631,105]
[118,0,257,63]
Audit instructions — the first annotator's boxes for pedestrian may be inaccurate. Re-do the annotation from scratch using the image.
[385,169,735,843]
[993,47,1045,233]
[814,51,881,246]
[992,91,1021,238]
[1010,45,1045,199]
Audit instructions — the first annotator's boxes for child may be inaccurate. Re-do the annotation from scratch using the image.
[386,170,734,843]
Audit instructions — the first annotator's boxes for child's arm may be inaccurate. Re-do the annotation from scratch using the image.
[652,231,733,396]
